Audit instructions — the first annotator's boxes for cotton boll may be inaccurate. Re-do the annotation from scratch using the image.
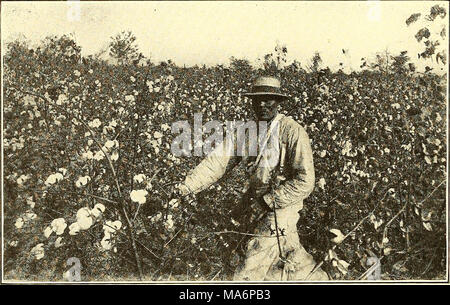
[317,178,326,190]
[75,176,91,188]
[30,243,45,260]
[103,220,122,235]
[91,204,105,218]
[105,140,115,149]
[111,151,119,161]
[76,207,93,230]
[15,218,24,229]
[94,203,106,213]
[77,215,93,230]
[88,118,101,128]
[101,235,113,250]
[45,175,57,186]
[55,237,64,248]
[69,222,81,235]
[154,131,163,139]
[50,218,67,235]
[93,150,105,161]
[130,190,148,204]
[133,174,147,184]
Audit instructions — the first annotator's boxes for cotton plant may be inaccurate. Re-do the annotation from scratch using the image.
[55,237,65,248]
[130,190,148,205]
[44,172,64,186]
[88,118,102,128]
[104,139,119,151]
[93,150,105,161]
[44,218,67,238]
[26,196,36,209]
[64,204,106,238]
[84,139,120,162]
[15,218,25,229]
[101,220,122,251]
[148,212,175,232]
[75,176,91,188]
[3,34,447,280]
[30,243,45,260]
[15,211,38,230]
[16,174,30,186]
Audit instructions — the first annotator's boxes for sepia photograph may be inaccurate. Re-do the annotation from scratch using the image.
[1,0,448,283]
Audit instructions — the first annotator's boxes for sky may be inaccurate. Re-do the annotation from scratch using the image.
[1,1,448,73]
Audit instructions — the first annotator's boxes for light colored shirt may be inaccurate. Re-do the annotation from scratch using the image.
[182,114,315,210]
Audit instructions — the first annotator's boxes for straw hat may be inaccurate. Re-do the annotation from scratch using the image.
[243,76,289,100]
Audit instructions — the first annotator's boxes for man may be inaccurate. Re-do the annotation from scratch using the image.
[175,76,328,281]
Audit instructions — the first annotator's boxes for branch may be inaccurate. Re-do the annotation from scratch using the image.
[383,179,446,241]
[383,203,407,241]
[103,223,161,261]
[210,269,222,281]
[210,230,276,238]
[132,169,161,223]
[29,188,119,207]
[357,256,384,280]
[305,208,376,280]
[418,179,446,206]
[85,193,119,205]
[12,86,143,279]
[12,86,124,201]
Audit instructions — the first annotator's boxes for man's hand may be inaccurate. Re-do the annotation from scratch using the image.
[172,183,190,198]
[254,184,270,198]
[171,183,196,205]
[253,183,274,211]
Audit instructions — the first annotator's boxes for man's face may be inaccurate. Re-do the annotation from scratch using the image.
[251,96,279,121]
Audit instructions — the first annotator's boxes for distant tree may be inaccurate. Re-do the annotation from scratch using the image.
[390,51,411,75]
[229,57,253,73]
[307,51,323,73]
[92,44,109,61]
[369,49,392,73]
[406,4,447,66]
[360,57,368,69]
[259,42,288,76]
[284,59,305,74]
[367,49,413,75]
[108,31,144,65]
[41,34,82,65]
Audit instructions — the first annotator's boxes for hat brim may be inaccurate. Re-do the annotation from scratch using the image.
[242,92,290,100]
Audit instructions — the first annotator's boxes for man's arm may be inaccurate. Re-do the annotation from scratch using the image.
[180,137,237,195]
[263,125,315,209]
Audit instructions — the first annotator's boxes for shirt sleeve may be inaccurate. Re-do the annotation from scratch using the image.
[182,137,236,195]
[264,125,315,209]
